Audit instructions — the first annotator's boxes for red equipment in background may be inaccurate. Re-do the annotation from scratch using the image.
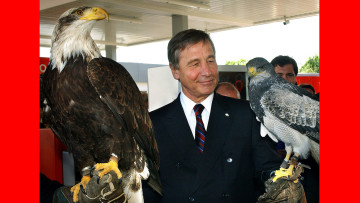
[40,57,67,184]
[40,57,49,74]
[296,73,319,93]
[40,129,66,184]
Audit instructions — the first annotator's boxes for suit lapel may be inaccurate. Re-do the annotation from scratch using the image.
[164,96,203,164]
[191,94,232,193]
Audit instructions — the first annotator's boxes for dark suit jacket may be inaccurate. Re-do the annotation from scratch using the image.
[143,93,282,203]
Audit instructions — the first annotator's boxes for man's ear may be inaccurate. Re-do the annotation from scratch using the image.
[170,64,180,80]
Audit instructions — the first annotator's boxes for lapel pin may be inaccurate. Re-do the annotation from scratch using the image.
[225,113,229,117]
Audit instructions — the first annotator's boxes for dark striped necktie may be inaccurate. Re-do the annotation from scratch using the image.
[194,104,206,153]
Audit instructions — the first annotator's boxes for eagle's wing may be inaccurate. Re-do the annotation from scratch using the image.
[261,83,319,143]
[87,57,161,193]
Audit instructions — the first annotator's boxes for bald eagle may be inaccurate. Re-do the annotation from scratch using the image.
[40,7,161,202]
[246,57,319,181]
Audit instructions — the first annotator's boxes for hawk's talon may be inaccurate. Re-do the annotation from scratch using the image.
[272,167,292,182]
[298,162,311,169]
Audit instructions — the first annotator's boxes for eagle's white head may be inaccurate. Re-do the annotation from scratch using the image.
[50,7,109,72]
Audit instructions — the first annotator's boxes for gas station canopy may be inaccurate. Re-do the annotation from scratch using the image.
[40,0,319,49]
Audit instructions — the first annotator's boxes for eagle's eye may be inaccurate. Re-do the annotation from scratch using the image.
[76,9,84,16]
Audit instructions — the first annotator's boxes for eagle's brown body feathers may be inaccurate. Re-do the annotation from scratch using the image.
[40,6,161,202]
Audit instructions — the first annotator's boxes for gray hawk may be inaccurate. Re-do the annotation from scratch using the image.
[246,57,319,181]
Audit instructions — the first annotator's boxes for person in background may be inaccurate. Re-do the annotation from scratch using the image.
[142,29,282,202]
[271,55,298,85]
[40,173,63,203]
[299,83,316,95]
[314,92,319,101]
[215,82,241,99]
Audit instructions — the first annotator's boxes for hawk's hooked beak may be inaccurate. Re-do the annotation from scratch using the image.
[248,67,256,76]
[80,7,109,22]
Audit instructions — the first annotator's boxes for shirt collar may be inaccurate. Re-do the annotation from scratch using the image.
[180,90,214,116]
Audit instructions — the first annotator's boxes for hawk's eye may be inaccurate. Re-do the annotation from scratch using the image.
[76,9,83,16]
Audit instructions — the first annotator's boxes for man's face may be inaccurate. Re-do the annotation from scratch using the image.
[170,40,218,103]
[274,64,296,84]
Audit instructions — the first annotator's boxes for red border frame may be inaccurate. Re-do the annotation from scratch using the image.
[2,1,40,202]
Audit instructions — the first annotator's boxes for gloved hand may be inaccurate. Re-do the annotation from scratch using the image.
[54,170,126,203]
[257,165,306,203]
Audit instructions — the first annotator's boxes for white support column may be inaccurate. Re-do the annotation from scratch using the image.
[105,45,117,61]
[105,22,117,61]
[172,14,188,36]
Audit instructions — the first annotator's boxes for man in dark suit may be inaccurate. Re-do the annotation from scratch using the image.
[143,29,282,202]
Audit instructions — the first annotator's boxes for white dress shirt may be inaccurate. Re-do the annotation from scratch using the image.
[180,91,214,139]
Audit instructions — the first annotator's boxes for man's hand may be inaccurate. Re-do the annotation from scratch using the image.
[258,165,306,203]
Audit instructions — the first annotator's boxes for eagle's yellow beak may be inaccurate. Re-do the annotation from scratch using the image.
[80,7,109,22]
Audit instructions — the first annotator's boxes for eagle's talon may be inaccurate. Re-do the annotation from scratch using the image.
[70,185,80,202]
[70,175,91,202]
[89,166,96,177]
[94,159,122,180]
[80,184,87,194]
[97,175,100,184]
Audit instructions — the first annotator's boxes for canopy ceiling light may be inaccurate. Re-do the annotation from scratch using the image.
[283,16,290,25]
[156,0,210,10]
[109,15,142,24]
